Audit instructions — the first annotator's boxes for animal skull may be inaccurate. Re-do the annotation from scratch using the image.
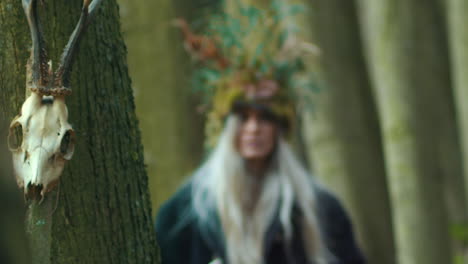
[9,93,75,197]
[9,0,103,199]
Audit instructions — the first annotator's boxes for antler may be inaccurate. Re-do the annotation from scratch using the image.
[54,0,104,89]
[22,0,104,96]
[22,0,50,89]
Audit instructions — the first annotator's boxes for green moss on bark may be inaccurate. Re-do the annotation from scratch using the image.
[0,1,159,263]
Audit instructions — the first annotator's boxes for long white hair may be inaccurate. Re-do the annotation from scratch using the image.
[192,115,328,264]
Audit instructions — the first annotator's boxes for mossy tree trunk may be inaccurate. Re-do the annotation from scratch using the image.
[117,0,211,214]
[301,1,395,263]
[448,0,468,222]
[356,0,454,263]
[0,0,159,263]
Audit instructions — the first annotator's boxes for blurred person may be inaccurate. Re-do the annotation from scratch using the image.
[155,2,365,264]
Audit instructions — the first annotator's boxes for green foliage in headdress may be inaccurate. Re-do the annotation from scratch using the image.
[188,0,319,148]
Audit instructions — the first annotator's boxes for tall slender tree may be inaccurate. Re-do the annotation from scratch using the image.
[0,0,159,263]
[356,0,454,263]
[448,0,468,214]
[301,1,395,263]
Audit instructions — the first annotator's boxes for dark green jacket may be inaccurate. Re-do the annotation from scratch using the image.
[155,181,366,264]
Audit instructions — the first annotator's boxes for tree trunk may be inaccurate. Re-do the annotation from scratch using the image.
[448,0,468,219]
[356,0,453,263]
[301,1,395,263]
[424,0,468,256]
[117,0,206,215]
[0,0,159,263]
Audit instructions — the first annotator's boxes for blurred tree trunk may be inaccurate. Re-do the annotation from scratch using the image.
[356,0,455,263]
[433,0,468,257]
[117,0,208,214]
[448,0,468,228]
[300,1,395,264]
[0,0,159,263]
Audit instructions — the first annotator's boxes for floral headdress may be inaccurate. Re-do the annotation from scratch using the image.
[175,0,319,148]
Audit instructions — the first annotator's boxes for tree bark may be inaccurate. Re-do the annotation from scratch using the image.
[301,1,395,263]
[0,0,159,263]
[356,0,453,263]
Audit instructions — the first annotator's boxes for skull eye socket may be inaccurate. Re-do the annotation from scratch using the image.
[8,122,23,151]
[60,129,76,160]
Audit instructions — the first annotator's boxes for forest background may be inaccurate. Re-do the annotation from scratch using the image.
[1,0,468,264]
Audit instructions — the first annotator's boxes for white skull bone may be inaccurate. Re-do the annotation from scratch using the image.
[8,92,75,197]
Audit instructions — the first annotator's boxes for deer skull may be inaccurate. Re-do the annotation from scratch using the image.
[9,93,75,196]
[9,0,102,199]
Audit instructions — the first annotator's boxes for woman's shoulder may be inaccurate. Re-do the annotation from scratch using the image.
[160,181,193,211]
[155,181,197,263]
[155,180,218,264]
[313,185,353,234]
[312,185,367,263]
[314,186,346,216]
[156,181,193,231]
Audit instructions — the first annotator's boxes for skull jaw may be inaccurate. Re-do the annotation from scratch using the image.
[12,151,66,200]
[20,179,61,202]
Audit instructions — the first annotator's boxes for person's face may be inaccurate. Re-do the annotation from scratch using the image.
[235,109,278,161]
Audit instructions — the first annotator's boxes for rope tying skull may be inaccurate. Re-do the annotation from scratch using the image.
[8,0,103,200]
